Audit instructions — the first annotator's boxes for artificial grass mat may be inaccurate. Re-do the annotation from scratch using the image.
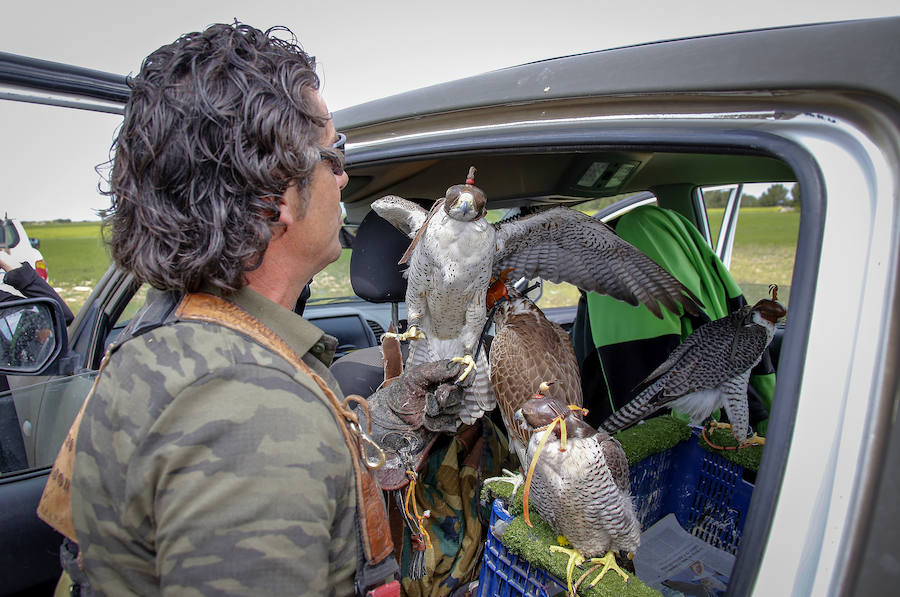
[696,425,764,471]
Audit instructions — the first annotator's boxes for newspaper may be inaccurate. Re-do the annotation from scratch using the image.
[633,514,735,597]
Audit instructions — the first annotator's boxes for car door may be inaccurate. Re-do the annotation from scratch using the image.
[2,17,899,597]
[0,53,128,595]
[333,17,900,596]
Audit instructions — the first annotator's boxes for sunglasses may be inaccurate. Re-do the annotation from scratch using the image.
[320,132,346,176]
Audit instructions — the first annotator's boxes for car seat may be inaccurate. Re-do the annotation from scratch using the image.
[328,209,410,397]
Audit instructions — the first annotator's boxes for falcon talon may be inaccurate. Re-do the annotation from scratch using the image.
[381,325,425,342]
[741,432,766,447]
[549,545,585,597]
[451,354,476,382]
[586,551,630,585]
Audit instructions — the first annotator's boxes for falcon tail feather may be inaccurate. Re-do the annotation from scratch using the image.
[600,375,669,433]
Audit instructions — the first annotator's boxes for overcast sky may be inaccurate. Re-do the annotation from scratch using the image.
[2,0,897,222]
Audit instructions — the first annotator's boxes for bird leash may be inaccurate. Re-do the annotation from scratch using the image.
[521,400,588,528]
[393,448,432,580]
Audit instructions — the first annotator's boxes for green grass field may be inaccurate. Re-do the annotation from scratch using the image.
[709,206,799,306]
[22,221,109,313]
[21,206,798,316]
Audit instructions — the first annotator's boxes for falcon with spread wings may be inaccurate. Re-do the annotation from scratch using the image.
[371,167,700,427]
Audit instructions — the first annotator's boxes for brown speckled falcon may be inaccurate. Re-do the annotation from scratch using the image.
[600,294,787,444]
[371,167,700,428]
[488,283,582,467]
[515,395,641,588]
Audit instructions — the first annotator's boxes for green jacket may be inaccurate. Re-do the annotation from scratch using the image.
[71,286,357,596]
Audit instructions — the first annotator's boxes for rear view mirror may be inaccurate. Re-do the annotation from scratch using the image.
[0,297,70,375]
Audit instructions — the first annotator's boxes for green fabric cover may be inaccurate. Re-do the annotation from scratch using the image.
[586,205,774,433]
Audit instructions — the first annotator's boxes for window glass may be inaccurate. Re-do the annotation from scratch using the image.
[310,248,353,302]
[1,100,120,316]
[701,185,736,247]
[729,183,800,307]
[0,221,21,249]
[0,98,120,477]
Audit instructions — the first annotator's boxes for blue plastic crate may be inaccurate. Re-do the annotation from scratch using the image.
[478,499,566,597]
[630,436,753,554]
[477,434,753,596]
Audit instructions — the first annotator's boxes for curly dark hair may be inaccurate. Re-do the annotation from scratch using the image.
[102,22,329,293]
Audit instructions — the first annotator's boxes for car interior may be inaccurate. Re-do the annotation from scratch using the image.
[0,138,802,596]
[320,145,797,447]
[330,145,794,332]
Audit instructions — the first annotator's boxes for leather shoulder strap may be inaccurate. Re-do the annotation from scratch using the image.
[176,293,395,567]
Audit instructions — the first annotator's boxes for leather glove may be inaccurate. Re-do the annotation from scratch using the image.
[363,359,471,489]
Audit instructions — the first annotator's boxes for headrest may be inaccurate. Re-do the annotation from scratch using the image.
[350,210,410,303]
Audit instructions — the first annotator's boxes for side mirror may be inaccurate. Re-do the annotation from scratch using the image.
[29,237,40,249]
[0,297,72,375]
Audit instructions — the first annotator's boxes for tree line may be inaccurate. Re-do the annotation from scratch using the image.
[704,183,800,209]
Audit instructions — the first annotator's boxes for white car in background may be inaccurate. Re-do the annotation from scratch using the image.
[1,216,48,287]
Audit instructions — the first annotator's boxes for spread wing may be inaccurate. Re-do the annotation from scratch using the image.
[370,195,429,238]
[493,206,700,318]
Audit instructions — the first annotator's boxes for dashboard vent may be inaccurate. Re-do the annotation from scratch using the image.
[367,319,385,342]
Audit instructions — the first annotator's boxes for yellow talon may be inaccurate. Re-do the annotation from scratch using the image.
[381,325,426,342]
[585,551,630,585]
[707,420,732,432]
[741,432,766,447]
[451,354,476,382]
[549,545,584,597]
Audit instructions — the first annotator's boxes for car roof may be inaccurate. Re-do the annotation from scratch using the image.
[335,17,900,132]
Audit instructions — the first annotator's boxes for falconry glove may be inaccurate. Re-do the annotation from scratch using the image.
[365,359,471,490]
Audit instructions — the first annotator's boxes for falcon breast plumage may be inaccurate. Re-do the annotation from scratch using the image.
[600,294,787,444]
[515,394,641,586]
[487,283,582,467]
[371,167,701,427]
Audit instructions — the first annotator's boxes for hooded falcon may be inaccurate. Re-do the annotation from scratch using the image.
[371,167,701,427]
[515,394,641,588]
[488,282,582,467]
[600,292,787,444]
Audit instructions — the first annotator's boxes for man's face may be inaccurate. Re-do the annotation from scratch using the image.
[281,90,349,279]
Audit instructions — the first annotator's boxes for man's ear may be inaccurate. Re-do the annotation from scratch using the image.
[278,197,295,224]
[277,185,304,228]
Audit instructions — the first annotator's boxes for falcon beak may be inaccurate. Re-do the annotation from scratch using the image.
[458,192,474,215]
[513,409,524,426]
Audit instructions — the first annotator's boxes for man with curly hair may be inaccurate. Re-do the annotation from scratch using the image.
[64,22,463,596]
